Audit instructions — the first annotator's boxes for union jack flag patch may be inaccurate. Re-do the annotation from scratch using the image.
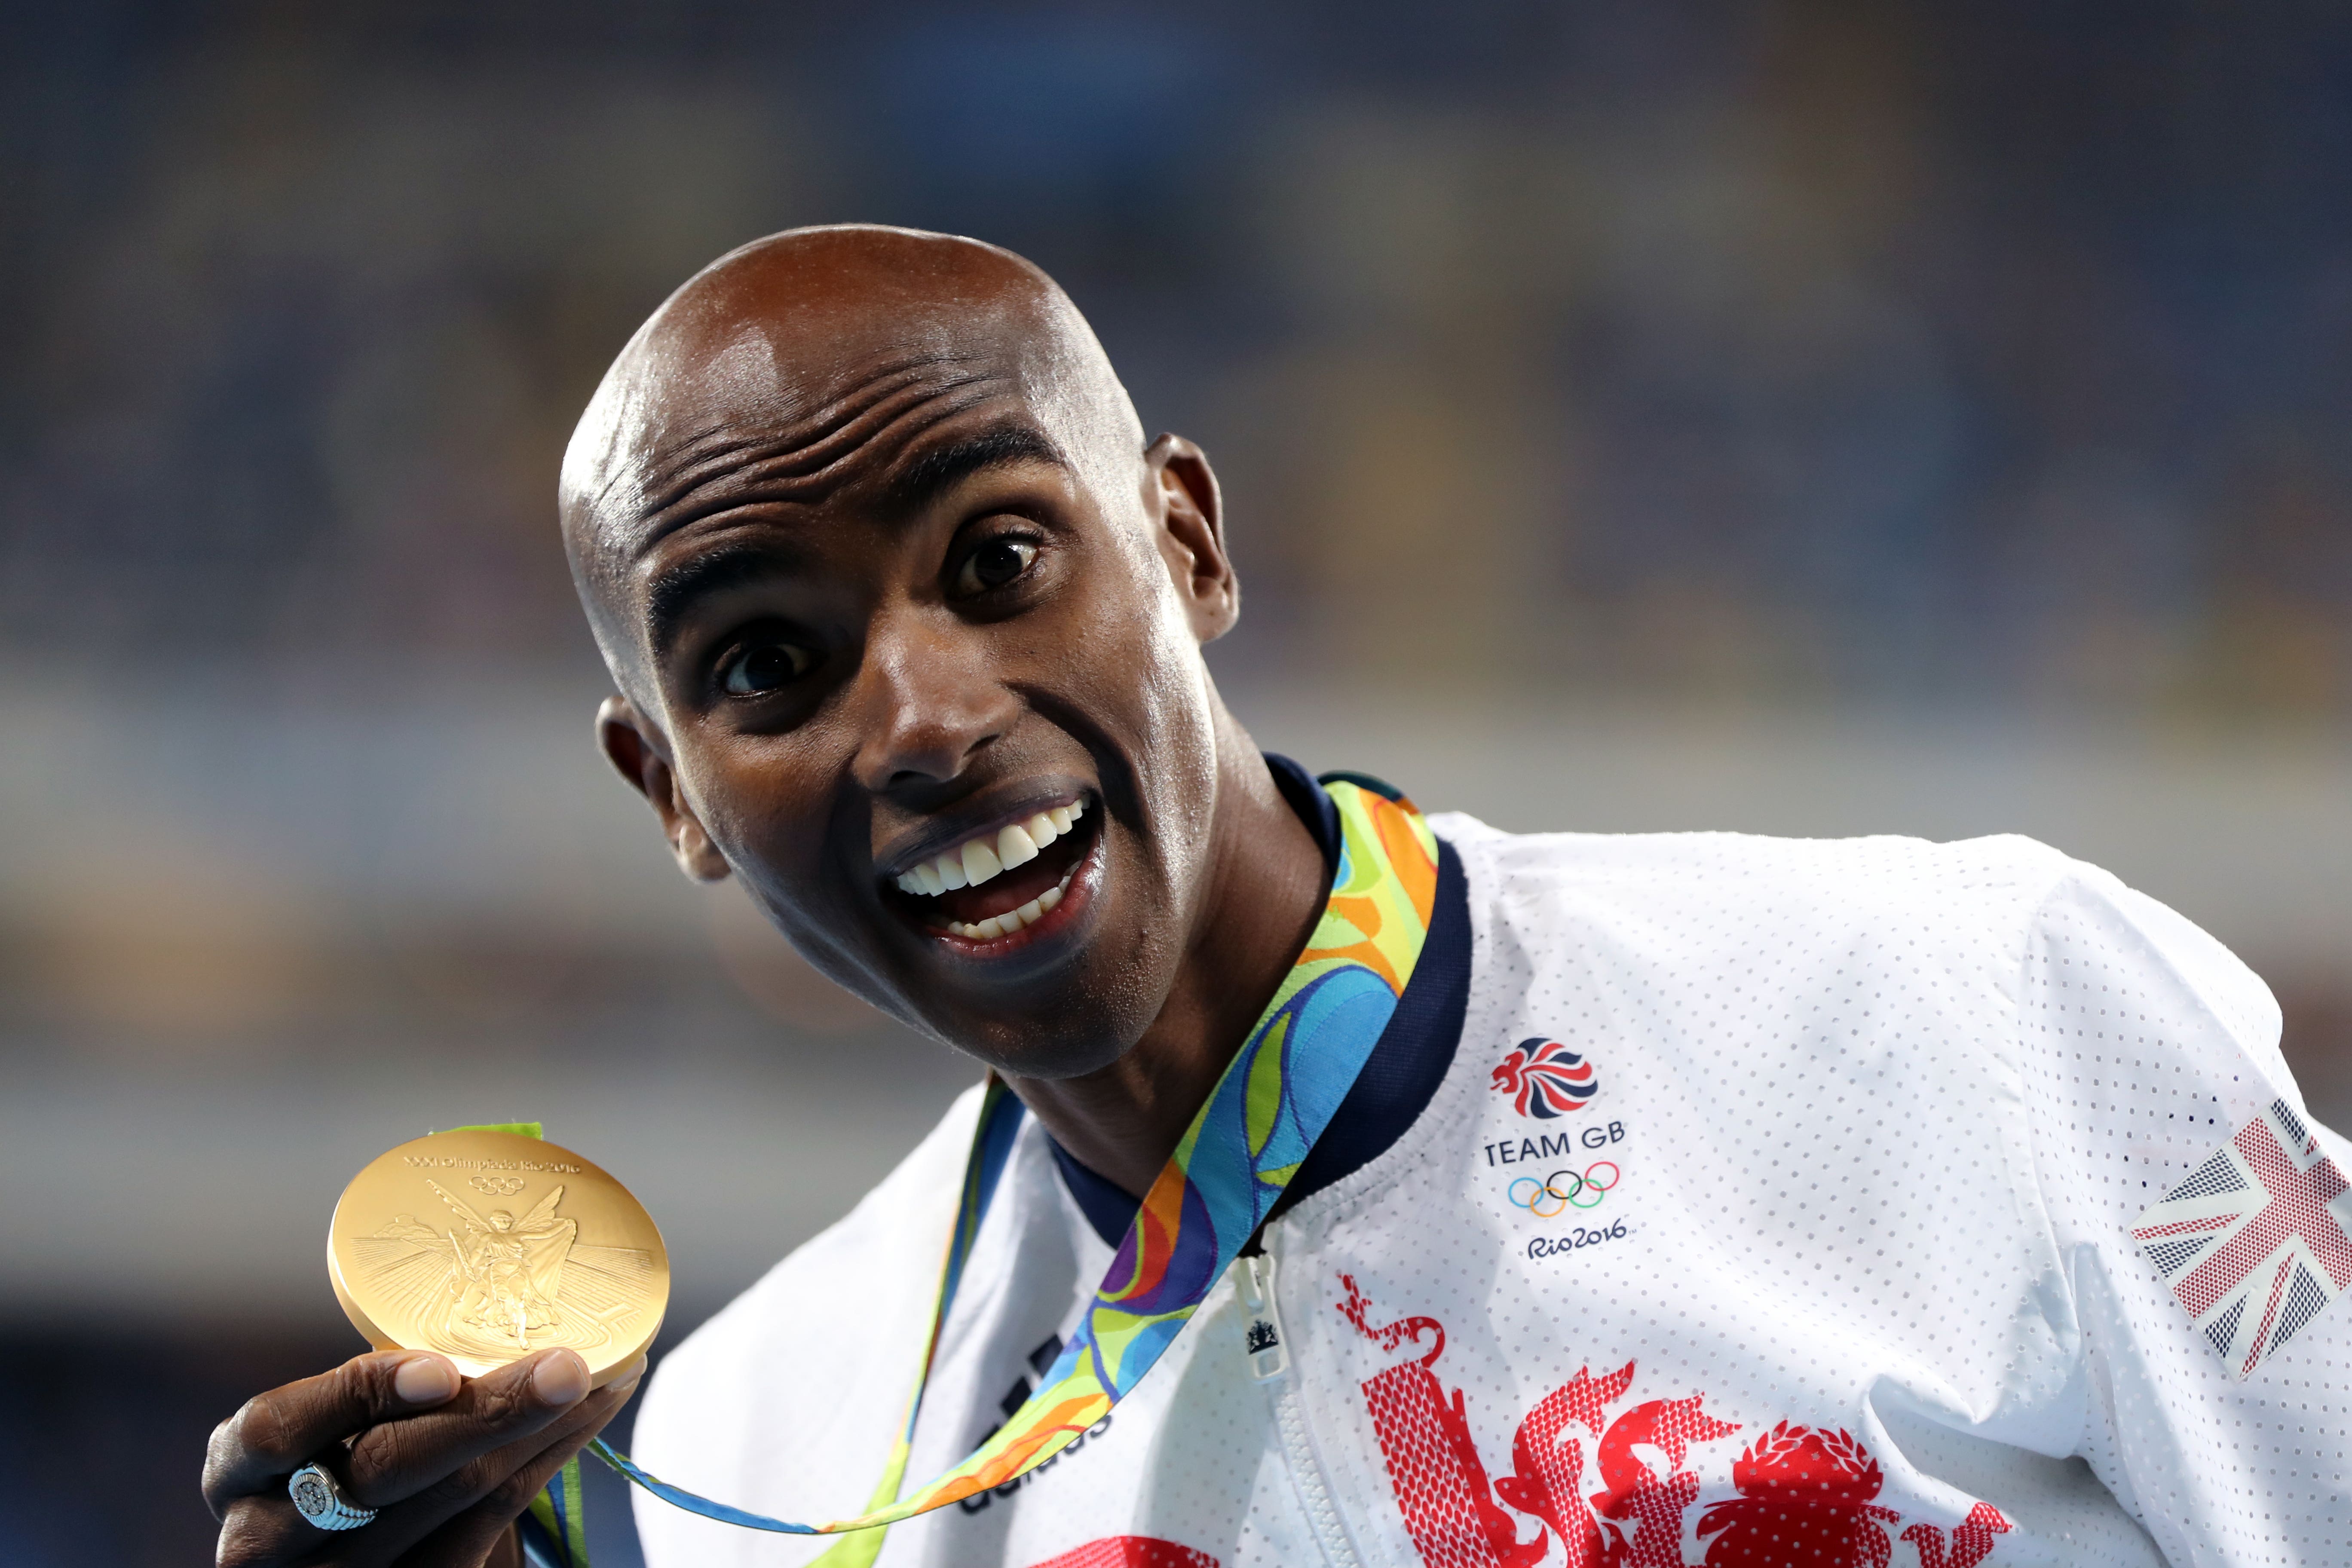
[2132,1098,2352,1378]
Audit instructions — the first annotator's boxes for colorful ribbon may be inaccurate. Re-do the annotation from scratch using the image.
[578,778,1438,1553]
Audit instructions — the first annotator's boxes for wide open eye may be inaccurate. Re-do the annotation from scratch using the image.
[719,636,816,695]
[951,536,1038,598]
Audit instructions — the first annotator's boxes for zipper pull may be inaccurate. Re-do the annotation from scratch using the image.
[1237,1252,1288,1381]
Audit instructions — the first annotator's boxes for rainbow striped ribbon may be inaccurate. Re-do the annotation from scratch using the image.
[520,1456,588,1567]
[583,778,1439,1558]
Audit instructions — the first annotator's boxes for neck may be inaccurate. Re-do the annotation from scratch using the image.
[1005,714,1329,1198]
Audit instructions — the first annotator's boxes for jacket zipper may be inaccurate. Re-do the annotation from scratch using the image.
[1237,1244,1363,1567]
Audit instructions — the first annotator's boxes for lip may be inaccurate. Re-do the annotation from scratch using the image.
[923,825,1105,963]
[873,777,1094,885]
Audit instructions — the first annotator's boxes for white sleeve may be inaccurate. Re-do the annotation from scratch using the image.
[2016,864,2352,1565]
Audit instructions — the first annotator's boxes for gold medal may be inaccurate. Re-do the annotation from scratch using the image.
[327,1129,668,1387]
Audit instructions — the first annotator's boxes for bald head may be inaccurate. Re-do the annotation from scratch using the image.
[560,225,1146,686]
[559,225,1264,1085]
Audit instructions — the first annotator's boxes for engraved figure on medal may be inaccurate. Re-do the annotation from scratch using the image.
[346,1178,658,1362]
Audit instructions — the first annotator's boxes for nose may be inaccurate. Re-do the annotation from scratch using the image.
[847,607,1019,792]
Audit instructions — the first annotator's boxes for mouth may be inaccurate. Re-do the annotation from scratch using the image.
[882,793,1100,950]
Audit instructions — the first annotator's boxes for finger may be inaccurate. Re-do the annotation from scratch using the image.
[211,1359,642,1568]
[215,1493,313,1568]
[403,1372,642,1568]
[338,1349,596,1510]
[214,1488,387,1568]
[204,1351,462,1515]
[484,1526,525,1568]
[342,1364,643,1566]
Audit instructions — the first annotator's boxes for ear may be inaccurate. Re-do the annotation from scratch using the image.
[1144,434,1239,643]
[596,695,732,883]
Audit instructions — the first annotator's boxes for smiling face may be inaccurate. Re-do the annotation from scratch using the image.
[561,227,1246,1080]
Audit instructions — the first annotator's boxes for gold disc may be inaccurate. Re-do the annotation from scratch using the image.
[327,1129,668,1387]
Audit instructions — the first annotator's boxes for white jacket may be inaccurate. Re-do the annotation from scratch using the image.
[631,818,2351,1568]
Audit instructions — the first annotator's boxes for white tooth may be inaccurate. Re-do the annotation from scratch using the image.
[1017,897,1043,926]
[937,851,969,891]
[962,838,1002,885]
[974,916,1005,939]
[1038,884,1062,912]
[896,872,922,894]
[1048,805,1072,833]
[1026,812,1059,847]
[998,823,1039,869]
[915,861,946,896]
[952,921,974,937]
[1069,798,1086,821]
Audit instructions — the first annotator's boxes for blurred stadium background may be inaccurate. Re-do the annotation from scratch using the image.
[4,2,2351,1561]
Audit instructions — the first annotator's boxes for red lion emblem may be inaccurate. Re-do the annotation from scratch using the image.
[1490,1038,1599,1118]
[1338,1276,2009,1568]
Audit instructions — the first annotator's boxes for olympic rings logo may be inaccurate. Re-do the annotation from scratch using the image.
[1507,1161,1621,1217]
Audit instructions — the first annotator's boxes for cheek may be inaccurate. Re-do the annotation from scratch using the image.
[677,734,836,897]
[1081,568,1222,874]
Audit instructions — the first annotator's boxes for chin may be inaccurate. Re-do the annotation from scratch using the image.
[933,984,1160,1083]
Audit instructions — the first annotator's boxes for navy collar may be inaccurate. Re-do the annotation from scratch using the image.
[1048,755,1472,1246]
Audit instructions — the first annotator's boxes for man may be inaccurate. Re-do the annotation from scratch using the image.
[207,227,2351,1568]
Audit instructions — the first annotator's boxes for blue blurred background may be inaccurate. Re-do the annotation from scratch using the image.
[3,2,2350,1561]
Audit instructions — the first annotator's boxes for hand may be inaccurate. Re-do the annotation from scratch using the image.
[205,1347,643,1568]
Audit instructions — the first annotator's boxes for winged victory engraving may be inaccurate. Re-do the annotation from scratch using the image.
[349,1180,657,1360]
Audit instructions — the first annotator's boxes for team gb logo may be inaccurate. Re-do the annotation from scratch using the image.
[1491,1038,1598,1118]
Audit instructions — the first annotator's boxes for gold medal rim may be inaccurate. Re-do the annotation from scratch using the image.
[328,1130,668,1389]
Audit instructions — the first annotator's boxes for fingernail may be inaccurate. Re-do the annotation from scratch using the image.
[601,1355,648,1398]
[533,1352,588,1406]
[393,1355,459,1406]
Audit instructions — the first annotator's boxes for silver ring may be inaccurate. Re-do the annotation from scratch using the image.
[288,1461,377,1531]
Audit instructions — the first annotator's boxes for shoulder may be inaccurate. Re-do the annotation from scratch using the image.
[1431,811,2076,953]
[2019,857,2280,1048]
[2013,856,2291,1121]
[1433,812,2287,1095]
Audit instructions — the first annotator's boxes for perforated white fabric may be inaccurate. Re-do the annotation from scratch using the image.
[631,818,2350,1568]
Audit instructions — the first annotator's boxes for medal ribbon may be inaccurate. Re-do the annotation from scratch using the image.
[583,778,1439,1547]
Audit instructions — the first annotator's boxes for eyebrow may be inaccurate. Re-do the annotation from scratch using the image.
[638,424,1069,657]
[643,542,804,657]
[885,423,1068,514]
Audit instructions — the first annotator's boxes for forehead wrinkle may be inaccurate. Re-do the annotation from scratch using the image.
[637,352,977,508]
[628,365,1005,556]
